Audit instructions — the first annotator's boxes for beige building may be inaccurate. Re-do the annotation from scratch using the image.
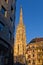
[26,38,43,65]
[14,7,26,64]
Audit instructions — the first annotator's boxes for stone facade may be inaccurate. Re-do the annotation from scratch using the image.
[26,38,43,65]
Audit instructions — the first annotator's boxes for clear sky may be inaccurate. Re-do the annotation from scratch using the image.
[15,0,43,43]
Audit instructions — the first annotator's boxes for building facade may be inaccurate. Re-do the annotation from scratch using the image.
[26,38,43,65]
[0,0,16,65]
[14,7,26,65]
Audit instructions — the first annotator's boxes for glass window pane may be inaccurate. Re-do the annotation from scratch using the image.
[0,22,4,31]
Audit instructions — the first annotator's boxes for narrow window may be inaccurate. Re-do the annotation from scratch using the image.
[33,60,35,65]
[28,55,31,58]
[1,6,6,14]
[11,5,14,13]
[28,60,31,63]
[0,22,4,31]
[42,49,43,51]
[10,17,13,22]
[32,46,34,48]
[33,54,34,57]
[33,50,34,52]
[18,45,19,51]
[38,59,40,63]
[9,31,11,40]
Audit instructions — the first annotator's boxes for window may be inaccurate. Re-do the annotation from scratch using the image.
[32,46,34,48]
[1,6,6,14]
[33,50,34,52]
[42,62,43,65]
[18,45,19,51]
[28,55,31,58]
[9,31,11,40]
[28,60,31,63]
[28,46,30,49]
[38,59,40,62]
[0,6,7,17]
[11,5,14,13]
[5,0,8,3]
[38,53,40,56]
[0,22,4,31]
[33,54,35,57]
[0,55,4,65]
[42,49,43,51]
[33,60,35,65]
[10,17,13,22]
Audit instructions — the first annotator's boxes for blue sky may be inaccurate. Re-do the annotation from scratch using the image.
[15,0,43,43]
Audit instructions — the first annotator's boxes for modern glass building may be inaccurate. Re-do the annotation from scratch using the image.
[0,0,16,65]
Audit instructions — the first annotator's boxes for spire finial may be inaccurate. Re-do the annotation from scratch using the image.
[19,5,23,24]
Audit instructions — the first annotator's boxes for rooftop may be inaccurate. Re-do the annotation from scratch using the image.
[29,38,43,43]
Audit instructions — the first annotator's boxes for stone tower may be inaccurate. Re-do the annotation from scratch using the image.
[14,7,26,64]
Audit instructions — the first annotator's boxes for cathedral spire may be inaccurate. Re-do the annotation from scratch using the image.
[14,5,26,64]
[19,6,23,24]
